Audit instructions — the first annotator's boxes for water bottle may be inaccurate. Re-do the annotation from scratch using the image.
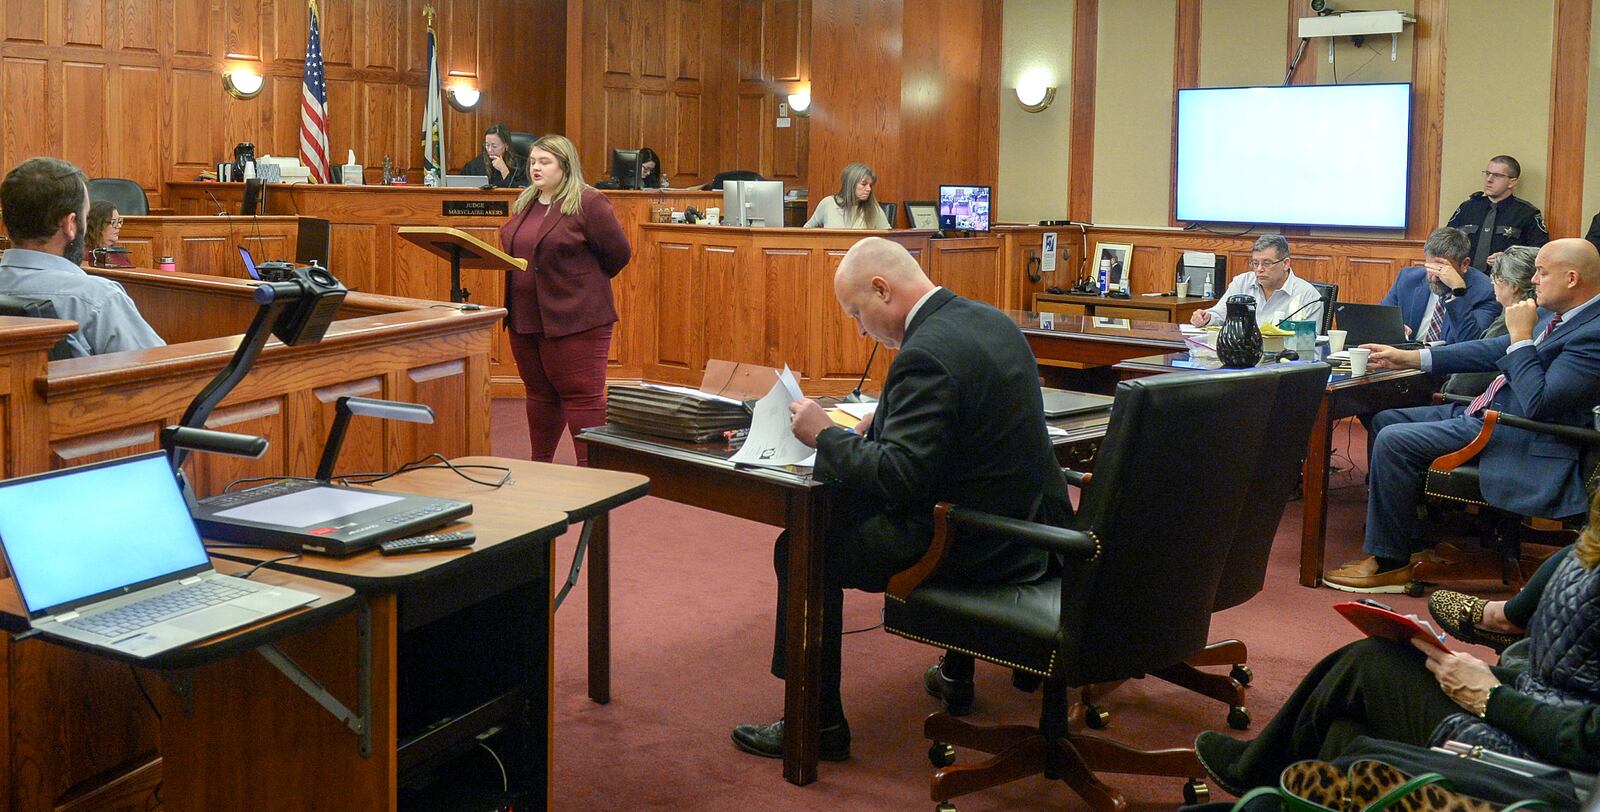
[1203,272,1215,299]
[158,256,176,273]
[1097,259,1109,294]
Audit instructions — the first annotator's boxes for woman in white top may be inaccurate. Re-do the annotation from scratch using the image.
[805,163,890,229]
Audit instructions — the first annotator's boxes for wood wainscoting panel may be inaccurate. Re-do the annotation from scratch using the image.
[404,358,475,463]
[2,57,50,164]
[926,237,1003,307]
[191,397,290,497]
[757,248,807,377]
[302,378,387,478]
[652,239,698,371]
[700,245,746,374]
[330,223,378,294]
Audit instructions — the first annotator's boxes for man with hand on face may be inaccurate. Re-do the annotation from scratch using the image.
[0,157,163,357]
[1378,227,1500,346]
[730,237,1070,761]
[1446,155,1547,271]
[1323,238,1600,592]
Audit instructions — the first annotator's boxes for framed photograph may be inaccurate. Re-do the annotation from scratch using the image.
[1092,242,1134,293]
[905,201,939,230]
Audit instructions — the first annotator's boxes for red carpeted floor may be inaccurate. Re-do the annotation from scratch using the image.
[489,400,1514,811]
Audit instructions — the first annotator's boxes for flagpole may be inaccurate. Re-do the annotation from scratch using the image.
[422,4,445,186]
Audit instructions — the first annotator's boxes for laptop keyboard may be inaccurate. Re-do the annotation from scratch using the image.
[64,579,257,638]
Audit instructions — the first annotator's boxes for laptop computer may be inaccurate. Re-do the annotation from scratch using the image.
[1332,302,1424,349]
[239,245,261,280]
[1041,387,1114,418]
[444,173,490,188]
[0,452,318,658]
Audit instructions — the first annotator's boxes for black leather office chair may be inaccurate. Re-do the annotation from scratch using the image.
[507,131,536,161]
[881,201,897,228]
[1417,395,1600,589]
[701,170,764,190]
[884,367,1294,810]
[0,294,77,359]
[1309,281,1338,334]
[86,178,149,216]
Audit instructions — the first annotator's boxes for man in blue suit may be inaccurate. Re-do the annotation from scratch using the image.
[1378,226,1501,345]
[1325,238,1600,592]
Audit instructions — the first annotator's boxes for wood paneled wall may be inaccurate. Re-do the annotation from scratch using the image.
[567,0,809,189]
[0,0,563,208]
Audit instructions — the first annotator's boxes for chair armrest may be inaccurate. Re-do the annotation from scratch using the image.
[1432,411,1499,472]
[886,503,1099,600]
[1062,468,1091,488]
[1438,393,1474,405]
[1492,413,1600,446]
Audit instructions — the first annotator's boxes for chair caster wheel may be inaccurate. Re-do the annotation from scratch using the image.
[1084,705,1110,729]
[1184,779,1210,805]
[928,742,956,767]
[1011,670,1042,693]
[936,803,957,812]
[1230,664,1252,686]
[1404,581,1426,597]
[1227,706,1251,730]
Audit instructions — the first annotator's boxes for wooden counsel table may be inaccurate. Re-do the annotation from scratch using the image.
[1113,350,1432,587]
[1032,291,1217,324]
[1010,310,1191,369]
[208,463,573,810]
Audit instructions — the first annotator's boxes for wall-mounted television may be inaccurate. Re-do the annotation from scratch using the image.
[938,185,990,232]
[1175,82,1411,229]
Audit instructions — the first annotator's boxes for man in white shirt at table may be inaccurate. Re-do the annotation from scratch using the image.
[1190,235,1324,329]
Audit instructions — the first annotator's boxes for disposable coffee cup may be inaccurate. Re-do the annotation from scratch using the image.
[1593,405,1600,431]
[1176,279,1190,297]
[1348,347,1371,376]
[1327,329,1347,353]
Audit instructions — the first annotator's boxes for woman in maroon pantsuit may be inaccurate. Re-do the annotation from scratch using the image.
[499,134,631,465]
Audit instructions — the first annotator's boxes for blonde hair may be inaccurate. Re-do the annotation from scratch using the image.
[1576,488,1600,568]
[513,134,587,216]
[832,162,881,227]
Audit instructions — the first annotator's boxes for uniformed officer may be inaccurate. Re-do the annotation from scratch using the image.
[1445,155,1547,271]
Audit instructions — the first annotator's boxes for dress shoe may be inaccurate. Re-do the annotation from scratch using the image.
[1193,731,1256,797]
[1428,589,1522,652]
[730,718,850,761]
[924,661,975,716]
[1321,556,1413,593]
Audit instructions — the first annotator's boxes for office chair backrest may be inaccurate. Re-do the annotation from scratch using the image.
[0,294,77,360]
[1060,368,1281,684]
[880,201,897,228]
[1310,281,1338,334]
[86,178,149,217]
[508,131,536,160]
[1212,363,1329,611]
[702,170,764,190]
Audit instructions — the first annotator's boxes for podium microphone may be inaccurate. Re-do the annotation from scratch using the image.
[204,186,228,216]
[844,342,880,404]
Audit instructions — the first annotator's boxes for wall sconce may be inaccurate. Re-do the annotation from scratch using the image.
[1014,72,1056,113]
[786,84,811,117]
[223,67,263,100]
[447,83,480,112]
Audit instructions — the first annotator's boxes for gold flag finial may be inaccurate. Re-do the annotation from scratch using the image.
[308,0,318,14]
[423,4,436,28]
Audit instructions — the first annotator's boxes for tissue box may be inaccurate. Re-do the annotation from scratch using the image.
[335,165,365,185]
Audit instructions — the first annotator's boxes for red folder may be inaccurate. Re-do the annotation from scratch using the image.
[1334,601,1452,652]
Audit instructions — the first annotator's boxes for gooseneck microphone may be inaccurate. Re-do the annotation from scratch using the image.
[1275,296,1325,328]
[204,186,228,216]
[844,342,881,404]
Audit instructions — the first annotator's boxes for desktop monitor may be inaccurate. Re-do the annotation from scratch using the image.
[240,179,269,216]
[938,185,990,232]
[723,180,785,228]
[295,216,331,269]
[611,149,643,190]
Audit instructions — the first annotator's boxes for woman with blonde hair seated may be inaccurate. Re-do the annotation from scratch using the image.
[804,162,889,229]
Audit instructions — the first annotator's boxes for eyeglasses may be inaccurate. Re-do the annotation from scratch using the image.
[1482,170,1513,181]
[1247,256,1288,270]
[108,218,124,227]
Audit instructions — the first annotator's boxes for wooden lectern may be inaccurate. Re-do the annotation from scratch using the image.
[397,226,527,303]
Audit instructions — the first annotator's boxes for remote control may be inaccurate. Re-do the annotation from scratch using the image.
[378,531,476,555]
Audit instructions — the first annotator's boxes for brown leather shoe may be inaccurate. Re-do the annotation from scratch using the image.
[1322,556,1413,593]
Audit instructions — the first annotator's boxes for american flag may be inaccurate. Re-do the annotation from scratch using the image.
[299,0,330,184]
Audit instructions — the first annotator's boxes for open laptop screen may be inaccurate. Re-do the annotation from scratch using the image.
[239,246,261,280]
[0,452,210,617]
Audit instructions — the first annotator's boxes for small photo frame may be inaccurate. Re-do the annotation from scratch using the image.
[905,201,939,230]
[1092,242,1134,293]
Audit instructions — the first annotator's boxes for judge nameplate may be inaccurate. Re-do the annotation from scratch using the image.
[443,200,510,217]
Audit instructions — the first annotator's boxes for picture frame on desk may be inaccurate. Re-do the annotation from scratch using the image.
[905,201,939,230]
[1092,242,1134,293]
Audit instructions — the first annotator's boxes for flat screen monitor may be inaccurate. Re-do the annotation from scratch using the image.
[611,149,643,190]
[240,178,269,216]
[723,180,785,228]
[938,185,990,232]
[1175,82,1411,229]
[295,216,331,269]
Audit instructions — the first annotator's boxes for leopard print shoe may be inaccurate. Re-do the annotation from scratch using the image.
[1427,590,1522,653]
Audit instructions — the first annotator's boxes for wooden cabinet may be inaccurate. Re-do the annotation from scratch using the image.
[1032,291,1215,324]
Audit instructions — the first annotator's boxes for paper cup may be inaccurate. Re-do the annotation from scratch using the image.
[1328,329,1347,353]
[1348,347,1371,376]
[1176,279,1190,297]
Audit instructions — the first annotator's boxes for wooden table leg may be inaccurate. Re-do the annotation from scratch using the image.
[588,513,611,704]
[1300,400,1334,587]
[781,488,828,786]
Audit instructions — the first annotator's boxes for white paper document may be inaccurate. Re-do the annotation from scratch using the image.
[836,402,878,420]
[640,382,745,406]
[730,366,817,469]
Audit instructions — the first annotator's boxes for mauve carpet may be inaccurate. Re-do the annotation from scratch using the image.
[489,401,1512,811]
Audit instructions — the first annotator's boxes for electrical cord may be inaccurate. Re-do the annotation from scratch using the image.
[236,553,301,580]
[843,622,882,636]
[479,741,509,793]
[224,474,318,493]
[336,453,512,489]
[129,664,161,720]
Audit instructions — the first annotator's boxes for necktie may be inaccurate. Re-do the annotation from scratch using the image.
[1467,313,1561,415]
[1472,203,1498,271]
[1422,295,1447,343]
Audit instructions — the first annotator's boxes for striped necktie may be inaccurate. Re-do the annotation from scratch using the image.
[1467,313,1562,416]
[1422,295,1447,344]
